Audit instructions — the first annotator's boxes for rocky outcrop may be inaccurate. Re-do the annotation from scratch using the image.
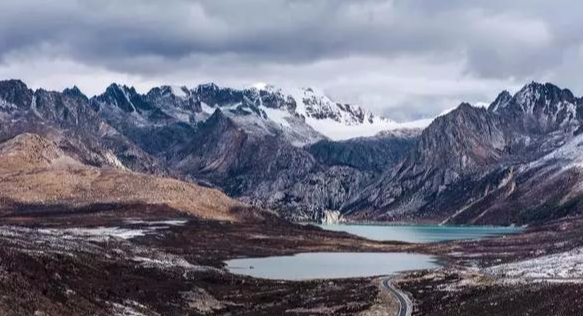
[0,81,161,174]
[169,110,385,220]
[308,130,419,173]
[319,210,343,224]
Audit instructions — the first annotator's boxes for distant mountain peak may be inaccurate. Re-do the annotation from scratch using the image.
[106,82,128,92]
[486,81,580,133]
[0,79,33,109]
[488,90,512,112]
[158,85,190,99]
[0,79,28,89]
[62,86,88,100]
[515,81,575,102]
[93,83,159,115]
[195,82,220,92]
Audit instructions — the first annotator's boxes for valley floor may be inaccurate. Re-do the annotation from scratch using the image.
[0,204,405,316]
[1,203,583,315]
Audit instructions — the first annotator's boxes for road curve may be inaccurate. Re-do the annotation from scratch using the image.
[381,278,412,316]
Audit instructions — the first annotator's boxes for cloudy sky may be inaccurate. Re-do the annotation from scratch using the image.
[0,0,581,121]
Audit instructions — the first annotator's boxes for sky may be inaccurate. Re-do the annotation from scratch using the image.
[0,0,582,121]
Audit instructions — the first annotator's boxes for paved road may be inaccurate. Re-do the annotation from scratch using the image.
[381,278,412,316]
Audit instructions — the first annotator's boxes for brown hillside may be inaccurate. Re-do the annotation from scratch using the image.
[0,133,244,221]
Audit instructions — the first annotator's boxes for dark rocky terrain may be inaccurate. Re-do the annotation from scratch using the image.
[400,270,583,316]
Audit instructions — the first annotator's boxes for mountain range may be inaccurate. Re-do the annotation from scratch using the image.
[2,79,582,225]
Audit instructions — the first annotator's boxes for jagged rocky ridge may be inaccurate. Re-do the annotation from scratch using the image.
[0,80,161,173]
[0,80,417,221]
[4,79,583,224]
[345,82,583,225]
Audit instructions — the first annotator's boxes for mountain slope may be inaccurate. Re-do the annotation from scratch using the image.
[86,81,420,220]
[308,129,420,173]
[169,109,407,220]
[0,80,161,174]
[0,133,244,221]
[0,79,420,220]
[345,82,583,224]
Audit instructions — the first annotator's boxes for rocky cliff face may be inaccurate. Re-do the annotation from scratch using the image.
[167,109,414,220]
[308,130,419,173]
[0,80,160,173]
[344,82,583,225]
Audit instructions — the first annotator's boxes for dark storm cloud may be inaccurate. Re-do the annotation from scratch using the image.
[0,0,582,120]
[0,0,553,71]
[0,0,436,65]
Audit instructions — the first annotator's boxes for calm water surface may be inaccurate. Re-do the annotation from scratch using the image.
[225,252,441,280]
[224,224,523,280]
[316,224,523,243]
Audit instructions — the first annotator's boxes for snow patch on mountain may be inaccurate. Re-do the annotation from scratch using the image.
[251,84,433,141]
[261,106,292,128]
[0,98,17,110]
[168,85,189,98]
[301,115,425,141]
[529,132,583,170]
[200,102,215,115]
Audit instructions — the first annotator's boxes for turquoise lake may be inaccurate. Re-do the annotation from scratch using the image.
[316,223,523,243]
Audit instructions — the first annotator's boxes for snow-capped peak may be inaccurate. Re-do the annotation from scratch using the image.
[168,85,189,98]
[150,85,190,99]
[269,85,432,140]
[110,81,435,142]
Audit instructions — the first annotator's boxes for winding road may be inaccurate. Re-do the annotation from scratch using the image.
[381,278,412,316]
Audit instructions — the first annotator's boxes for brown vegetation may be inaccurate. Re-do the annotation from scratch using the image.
[0,133,244,221]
